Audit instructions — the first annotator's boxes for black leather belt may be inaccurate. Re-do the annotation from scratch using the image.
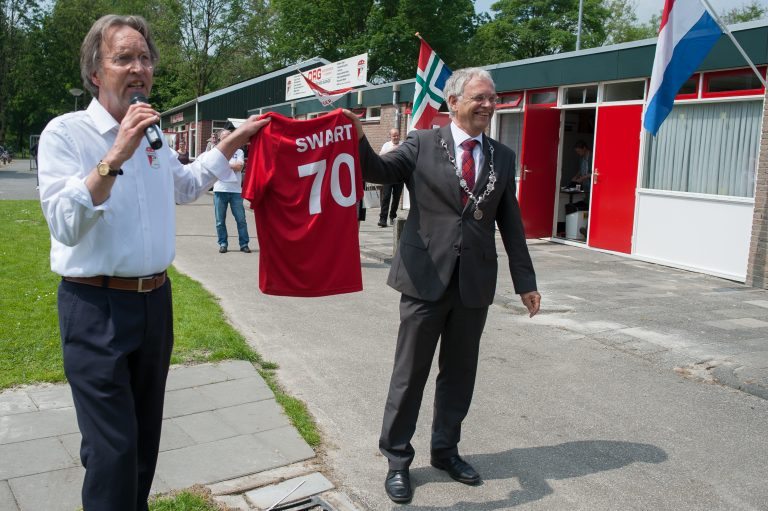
[62,271,167,292]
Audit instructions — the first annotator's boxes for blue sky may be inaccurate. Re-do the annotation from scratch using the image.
[474,0,768,23]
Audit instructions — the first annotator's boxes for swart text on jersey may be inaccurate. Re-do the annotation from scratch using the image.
[295,124,354,153]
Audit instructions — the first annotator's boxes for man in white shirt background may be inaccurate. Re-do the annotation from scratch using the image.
[37,14,268,511]
[212,128,250,253]
[377,128,404,227]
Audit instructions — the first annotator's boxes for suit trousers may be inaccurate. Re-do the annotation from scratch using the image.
[58,279,174,511]
[379,264,489,469]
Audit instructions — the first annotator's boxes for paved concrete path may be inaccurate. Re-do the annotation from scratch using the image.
[173,194,768,511]
[5,162,768,510]
[0,361,314,510]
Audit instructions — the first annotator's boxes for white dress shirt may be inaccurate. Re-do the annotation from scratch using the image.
[213,148,244,193]
[379,140,400,155]
[450,122,484,184]
[38,99,237,278]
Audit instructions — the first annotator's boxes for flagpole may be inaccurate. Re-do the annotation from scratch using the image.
[699,0,767,88]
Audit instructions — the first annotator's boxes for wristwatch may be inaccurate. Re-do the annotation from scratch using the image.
[96,160,123,177]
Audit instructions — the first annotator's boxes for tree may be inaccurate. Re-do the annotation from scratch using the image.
[268,0,477,83]
[268,0,373,67]
[365,0,479,81]
[603,0,657,45]
[175,0,249,97]
[0,0,43,148]
[722,1,767,24]
[469,0,609,64]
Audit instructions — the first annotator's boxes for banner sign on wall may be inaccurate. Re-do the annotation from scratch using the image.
[286,53,368,101]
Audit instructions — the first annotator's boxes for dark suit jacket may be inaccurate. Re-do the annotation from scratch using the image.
[359,124,537,308]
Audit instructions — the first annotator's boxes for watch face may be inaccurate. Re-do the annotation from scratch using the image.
[97,162,110,176]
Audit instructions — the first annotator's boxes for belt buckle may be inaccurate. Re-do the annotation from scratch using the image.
[137,276,153,293]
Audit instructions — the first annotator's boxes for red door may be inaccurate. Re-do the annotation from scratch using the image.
[518,91,560,238]
[588,104,642,253]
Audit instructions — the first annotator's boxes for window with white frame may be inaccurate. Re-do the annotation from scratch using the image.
[497,112,523,173]
[563,85,597,105]
[365,106,382,120]
[603,81,645,102]
[642,101,761,198]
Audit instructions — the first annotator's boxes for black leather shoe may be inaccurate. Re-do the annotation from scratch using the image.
[431,455,481,485]
[384,469,412,503]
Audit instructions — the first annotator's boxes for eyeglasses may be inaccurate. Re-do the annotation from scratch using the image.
[462,94,501,105]
[103,53,154,70]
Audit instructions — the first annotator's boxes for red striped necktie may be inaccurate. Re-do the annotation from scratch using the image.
[460,139,478,206]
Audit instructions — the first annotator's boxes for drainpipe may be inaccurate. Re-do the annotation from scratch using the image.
[392,83,401,130]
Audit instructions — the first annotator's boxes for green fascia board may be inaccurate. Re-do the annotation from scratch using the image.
[700,26,768,70]
[480,24,768,92]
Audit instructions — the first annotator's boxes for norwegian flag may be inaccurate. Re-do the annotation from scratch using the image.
[410,35,452,131]
[300,71,354,107]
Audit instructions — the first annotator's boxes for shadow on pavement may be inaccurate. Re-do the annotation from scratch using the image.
[408,440,667,510]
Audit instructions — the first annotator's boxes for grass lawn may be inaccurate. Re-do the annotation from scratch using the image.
[0,200,319,447]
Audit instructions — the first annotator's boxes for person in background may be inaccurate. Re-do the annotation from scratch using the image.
[176,140,190,164]
[378,128,404,227]
[212,129,250,253]
[570,140,592,197]
[344,67,540,504]
[36,14,269,510]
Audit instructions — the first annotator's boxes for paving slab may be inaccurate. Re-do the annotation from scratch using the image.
[27,385,74,410]
[165,363,233,391]
[154,434,292,489]
[0,437,75,480]
[171,410,240,443]
[0,408,78,445]
[215,400,289,435]
[8,467,83,511]
[0,391,37,416]
[0,480,19,511]
[196,377,274,408]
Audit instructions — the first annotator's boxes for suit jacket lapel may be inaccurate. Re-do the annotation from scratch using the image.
[474,133,492,195]
[435,125,464,210]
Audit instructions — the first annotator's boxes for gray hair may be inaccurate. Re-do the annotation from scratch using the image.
[80,15,159,97]
[443,68,495,117]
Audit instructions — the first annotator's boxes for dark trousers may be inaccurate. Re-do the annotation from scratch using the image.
[379,266,489,469]
[379,183,404,223]
[58,279,174,511]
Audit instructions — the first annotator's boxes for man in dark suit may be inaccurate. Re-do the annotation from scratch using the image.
[345,67,541,504]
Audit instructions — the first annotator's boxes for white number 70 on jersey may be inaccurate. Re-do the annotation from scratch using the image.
[298,152,358,215]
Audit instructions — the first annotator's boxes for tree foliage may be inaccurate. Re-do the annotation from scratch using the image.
[4,0,745,152]
[603,0,658,44]
[470,0,609,64]
[722,1,767,24]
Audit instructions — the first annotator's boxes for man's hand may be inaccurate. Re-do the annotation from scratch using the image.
[103,102,162,170]
[216,116,271,159]
[520,291,541,318]
[341,109,364,141]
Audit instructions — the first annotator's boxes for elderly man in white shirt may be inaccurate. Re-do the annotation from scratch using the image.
[37,14,268,511]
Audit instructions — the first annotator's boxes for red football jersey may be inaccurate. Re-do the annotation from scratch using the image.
[242,110,363,296]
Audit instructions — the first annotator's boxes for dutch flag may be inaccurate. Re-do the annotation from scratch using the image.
[644,0,723,135]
